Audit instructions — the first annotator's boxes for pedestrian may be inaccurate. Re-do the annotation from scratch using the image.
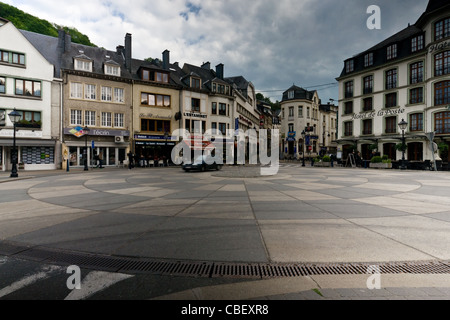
[99,151,104,168]
[127,152,133,170]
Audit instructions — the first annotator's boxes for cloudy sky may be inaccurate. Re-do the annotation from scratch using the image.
[4,0,429,102]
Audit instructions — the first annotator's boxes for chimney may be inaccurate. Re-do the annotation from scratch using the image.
[117,45,125,56]
[162,49,170,69]
[125,33,132,72]
[201,61,211,70]
[216,63,224,79]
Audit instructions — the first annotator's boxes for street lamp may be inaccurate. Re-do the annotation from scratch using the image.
[398,119,408,170]
[301,130,306,167]
[83,126,90,171]
[164,131,169,167]
[8,109,21,178]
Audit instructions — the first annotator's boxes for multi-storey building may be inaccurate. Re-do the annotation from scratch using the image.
[337,0,450,168]
[0,18,60,172]
[280,85,322,159]
[131,49,182,163]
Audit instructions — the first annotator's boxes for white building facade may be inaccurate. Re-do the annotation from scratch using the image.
[337,0,450,169]
[0,19,59,172]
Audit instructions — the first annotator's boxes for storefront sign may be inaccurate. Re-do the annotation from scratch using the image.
[429,40,450,54]
[351,108,405,120]
[134,134,173,140]
[140,113,173,120]
[0,129,43,138]
[287,131,296,142]
[64,128,130,137]
[184,112,207,119]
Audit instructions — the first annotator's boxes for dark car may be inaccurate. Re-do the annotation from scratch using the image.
[182,155,223,172]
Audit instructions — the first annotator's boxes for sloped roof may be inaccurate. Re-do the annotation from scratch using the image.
[282,85,316,102]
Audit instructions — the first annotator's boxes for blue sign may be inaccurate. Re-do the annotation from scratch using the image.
[305,136,310,145]
[92,141,95,149]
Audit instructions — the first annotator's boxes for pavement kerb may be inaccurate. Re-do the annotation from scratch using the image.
[151,274,450,300]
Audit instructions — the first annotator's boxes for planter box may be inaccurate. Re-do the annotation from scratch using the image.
[314,162,331,167]
[369,162,392,169]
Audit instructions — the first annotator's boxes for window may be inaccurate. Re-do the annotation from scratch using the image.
[385,116,397,134]
[15,111,41,127]
[114,88,125,103]
[101,87,112,102]
[114,113,124,128]
[363,75,373,94]
[364,53,373,67]
[288,123,294,132]
[192,77,201,89]
[70,82,83,99]
[0,109,5,126]
[75,59,92,72]
[85,84,96,100]
[344,121,353,136]
[192,98,201,112]
[15,79,41,97]
[0,77,5,94]
[307,107,310,118]
[435,17,450,41]
[141,119,171,133]
[85,111,96,126]
[219,103,227,116]
[385,93,397,108]
[386,69,397,90]
[435,111,450,134]
[12,52,25,65]
[140,69,169,83]
[298,106,303,118]
[288,90,294,99]
[1,51,25,65]
[435,81,450,106]
[363,97,373,112]
[410,87,423,104]
[105,65,120,76]
[71,110,82,126]
[289,107,294,117]
[411,35,424,53]
[141,93,171,107]
[410,61,424,84]
[435,51,450,76]
[344,101,353,115]
[362,119,373,135]
[101,112,112,127]
[345,81,353,98]
[345,60,354,73]
[410,113,423,132]
[387,44,397,60]
[211,102,217,114]
[219,123,227,135]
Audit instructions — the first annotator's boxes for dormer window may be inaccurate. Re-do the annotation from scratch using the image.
[288,90,294,99]
[75,59,92,72]
[105,64,120,76]
[141,69,169,83]
[345,60,354,73]
[191,77,201,89]
[387,44,397,60]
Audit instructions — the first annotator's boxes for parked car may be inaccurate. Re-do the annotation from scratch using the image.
[182,155,223,172]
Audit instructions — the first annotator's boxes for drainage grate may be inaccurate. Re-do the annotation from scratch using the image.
[1,241,450,279]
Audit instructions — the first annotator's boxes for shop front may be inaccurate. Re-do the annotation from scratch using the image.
[0,129,57,171]
[63,127,130,168]
[134,134,176,166]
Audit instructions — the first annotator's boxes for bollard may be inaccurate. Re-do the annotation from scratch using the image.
[67,159,70,172]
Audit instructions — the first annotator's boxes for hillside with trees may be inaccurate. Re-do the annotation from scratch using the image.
[0,2,96,46]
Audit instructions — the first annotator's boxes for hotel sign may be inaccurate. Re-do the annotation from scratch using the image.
[351,108,405,120]
[429,40,450,54]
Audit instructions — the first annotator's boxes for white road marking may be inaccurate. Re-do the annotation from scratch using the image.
[64,271,134,300]
[0,265,62,298]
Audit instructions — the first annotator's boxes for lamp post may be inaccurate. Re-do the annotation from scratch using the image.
[83,126,90,171]
[398,119,408,170]
[301,130,306,167]
[8,109,21,178]
[164,131,169,167]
